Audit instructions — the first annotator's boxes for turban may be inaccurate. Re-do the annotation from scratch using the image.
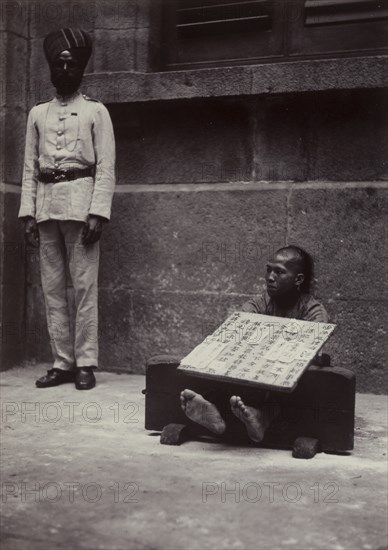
[43,28,92,68]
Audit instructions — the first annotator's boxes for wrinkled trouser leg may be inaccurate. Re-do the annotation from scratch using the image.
[38,220,99,370]
[61,221,99,368]
[38,220,75,371]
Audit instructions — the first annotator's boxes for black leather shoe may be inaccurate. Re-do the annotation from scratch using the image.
[75,367,96,390]
[36,368,75,388]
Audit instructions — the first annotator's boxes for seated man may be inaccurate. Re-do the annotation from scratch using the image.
[180,245,329,443]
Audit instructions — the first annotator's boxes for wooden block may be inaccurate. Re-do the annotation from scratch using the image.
[160,423,189,446]
[145,356,355,452]
[292,437,321,459]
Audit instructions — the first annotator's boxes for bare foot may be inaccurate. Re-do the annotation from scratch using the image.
[230,396,268,443]
[180,389,226,435]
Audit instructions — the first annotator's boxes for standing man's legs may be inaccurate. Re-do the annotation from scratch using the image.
[63,220,99,389]
[36,220,75,387]
[35,219,100,390]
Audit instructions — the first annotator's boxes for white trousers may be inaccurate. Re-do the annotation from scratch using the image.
[38,220,99,370]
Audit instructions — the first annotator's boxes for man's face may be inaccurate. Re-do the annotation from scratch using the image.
[265,252,304,298]
[50,50,84,96]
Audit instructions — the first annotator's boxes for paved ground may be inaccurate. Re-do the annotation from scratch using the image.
[1,364,387,550]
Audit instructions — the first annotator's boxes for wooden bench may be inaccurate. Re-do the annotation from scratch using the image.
[144,355,355,459]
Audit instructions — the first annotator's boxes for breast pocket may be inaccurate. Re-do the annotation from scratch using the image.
[76,116,95,165]
[63,114,80,153]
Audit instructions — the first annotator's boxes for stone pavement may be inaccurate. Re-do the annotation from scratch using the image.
[1,364,387,550]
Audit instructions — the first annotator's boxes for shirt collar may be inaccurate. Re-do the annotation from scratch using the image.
[55,89,82,104]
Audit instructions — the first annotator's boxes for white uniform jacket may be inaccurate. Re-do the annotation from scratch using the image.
[18,91,116,222]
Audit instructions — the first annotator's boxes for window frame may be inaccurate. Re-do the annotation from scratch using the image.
[161,0,388,70]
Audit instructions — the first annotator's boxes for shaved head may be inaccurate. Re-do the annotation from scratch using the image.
[265,246,314,298]
[275,246,307,274]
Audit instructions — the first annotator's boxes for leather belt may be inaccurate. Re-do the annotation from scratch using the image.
[38,167,95,183]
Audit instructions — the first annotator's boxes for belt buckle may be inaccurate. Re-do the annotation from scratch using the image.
[54,170,66,182]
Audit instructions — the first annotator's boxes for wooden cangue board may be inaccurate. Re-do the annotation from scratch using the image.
[178,312,336,392]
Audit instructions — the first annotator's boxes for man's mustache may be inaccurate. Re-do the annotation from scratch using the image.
[51,72,83,92]
[52,73,82,83]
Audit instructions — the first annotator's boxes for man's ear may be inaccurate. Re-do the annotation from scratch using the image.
[295,273,305,289]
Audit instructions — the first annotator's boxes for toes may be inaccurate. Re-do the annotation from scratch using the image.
[238,401,247,414]
[233,396,241,406]
[234,398,250,418]
[241,406,250,418]
[236,398,245,410]
[230,396,248,416]
[181,389,196,400]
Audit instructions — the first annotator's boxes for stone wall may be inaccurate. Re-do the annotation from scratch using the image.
[1,1,30,368]
[2,0,387,393]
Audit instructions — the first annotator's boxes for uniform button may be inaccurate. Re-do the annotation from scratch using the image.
[57,130,63,136]
[59,116,65,121]
[54,163,59,168]
[56,145,61,150]
[61,102,67,106]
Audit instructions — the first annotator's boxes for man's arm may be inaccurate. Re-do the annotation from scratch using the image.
[19,109,40,247]
[82,103,116,245]
[304,301,329,324]
[240,295,267,314]
[304,299,330,366]
[89,103,116,221]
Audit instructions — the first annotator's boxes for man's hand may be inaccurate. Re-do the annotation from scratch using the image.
[24,217,40,248]
[81,215,104,245]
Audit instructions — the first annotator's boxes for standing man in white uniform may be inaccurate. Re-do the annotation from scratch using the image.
[19,28,116,390]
